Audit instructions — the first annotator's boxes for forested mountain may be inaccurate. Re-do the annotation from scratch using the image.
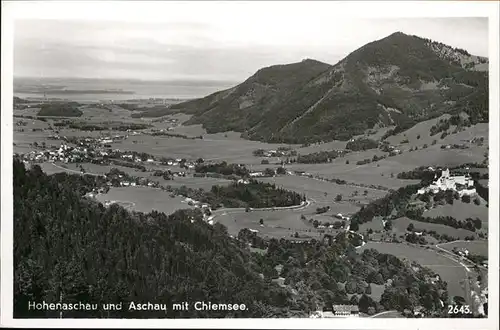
[14,159,453,318]
[137,32,488,144]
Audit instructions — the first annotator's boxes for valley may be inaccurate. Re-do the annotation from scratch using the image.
[12,31,490,319]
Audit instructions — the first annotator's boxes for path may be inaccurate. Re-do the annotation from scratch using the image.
[211,199,313,220]
[369,310,399,318]
[50,162,105,177]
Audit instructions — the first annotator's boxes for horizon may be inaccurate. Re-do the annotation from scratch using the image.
[12,30,490,84]
[14,14,488,81]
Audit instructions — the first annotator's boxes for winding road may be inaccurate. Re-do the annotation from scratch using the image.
[49,162,105,177]
[210,199,313,221]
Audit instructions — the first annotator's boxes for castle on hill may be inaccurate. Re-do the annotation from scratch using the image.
[417,168,476,196]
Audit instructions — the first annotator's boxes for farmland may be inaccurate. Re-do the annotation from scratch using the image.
[391,217,480,240]
[259,175,387,216]
[94,186,192,214]
[213,206,326,240]
[424,202,488,227]
[438,240,488,257]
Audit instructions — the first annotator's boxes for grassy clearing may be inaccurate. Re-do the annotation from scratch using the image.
[424,202,488,224]
[438,240,488,257]
[113,134,292,165]
[163,176,233,190]
[259,175,387,216]
[283,160,420,190]
[391,217,480,240]
[95,186,192,214]
[358,242,469,300]
[214,207,331,240]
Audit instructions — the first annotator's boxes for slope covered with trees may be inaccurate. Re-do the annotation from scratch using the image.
[14,160,459,318]
[136,32,488,144]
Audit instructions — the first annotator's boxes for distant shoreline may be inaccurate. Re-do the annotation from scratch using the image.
[15,89,136,95]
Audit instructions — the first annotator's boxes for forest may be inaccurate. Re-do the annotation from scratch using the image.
[14,159,462,318]
[295,150,346,164]
[37,102,83,117]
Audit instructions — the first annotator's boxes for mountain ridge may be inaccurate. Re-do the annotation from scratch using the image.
[137,32,488,143]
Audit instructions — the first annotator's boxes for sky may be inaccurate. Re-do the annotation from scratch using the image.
[11,2,489,82]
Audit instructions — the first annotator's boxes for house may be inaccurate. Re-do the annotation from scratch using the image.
[413,306,425,317]
[334,305,359,317]
[249,172,263,177]
[325,305,359,317]
[271,277,286,287]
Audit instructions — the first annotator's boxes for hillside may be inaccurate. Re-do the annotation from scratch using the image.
[14,159,454,318]
[137,32,488,144]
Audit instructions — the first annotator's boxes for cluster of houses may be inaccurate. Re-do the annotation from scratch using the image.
[310,305,360,318]
[161,158,196,169]
[21,143,97,164]
[452,247,470,257]
[263,149,292,157]
[379,142,402,154]
[334,213,350,221]
[182,197,214,223]
[417,168,476,196]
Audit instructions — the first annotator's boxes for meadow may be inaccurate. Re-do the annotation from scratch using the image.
[391,217,480,240]
[438,240,488,257]
[259,175,387,216]
[94,186,192,215]
[213,206,333,240]
[423,202,488,227]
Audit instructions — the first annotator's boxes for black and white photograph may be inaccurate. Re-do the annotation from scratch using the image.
[1,1,499,329]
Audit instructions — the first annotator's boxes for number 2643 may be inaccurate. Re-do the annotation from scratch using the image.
[448,305,471,314]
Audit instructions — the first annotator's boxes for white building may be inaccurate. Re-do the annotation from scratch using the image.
[417,168,476,196]
[249,172,263,177]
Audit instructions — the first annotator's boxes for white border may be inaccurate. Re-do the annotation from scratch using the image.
[1,1,499,329]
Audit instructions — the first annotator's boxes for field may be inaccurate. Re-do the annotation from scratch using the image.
[358,242,470,301]
[213,206,334,240]
[259,175,387,216]
[94,186,193,214]
[40,161,233,190]
[391,217,480,240]
[424,202,488,227]
[282,160,421,190]
[112,133,294,165]
[162,176,233,190]
[438,240,488,257]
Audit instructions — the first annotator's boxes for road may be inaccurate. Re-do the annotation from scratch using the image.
[210,199,313,221]
[49,162,105,177]
[369,310,400,318]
